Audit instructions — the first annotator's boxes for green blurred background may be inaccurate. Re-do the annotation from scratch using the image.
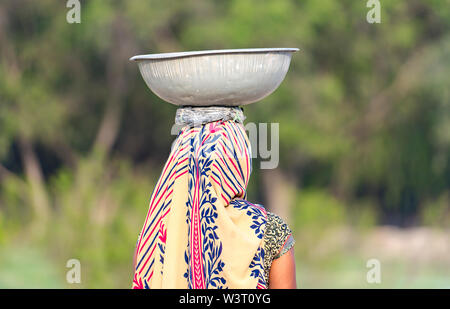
[0,0,449,288]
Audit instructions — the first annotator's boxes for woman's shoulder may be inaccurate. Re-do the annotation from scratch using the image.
[266,212,292,237]
[264,212,295,259]
[266,211,288,226]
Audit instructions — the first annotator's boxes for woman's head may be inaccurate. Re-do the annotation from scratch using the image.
[173,120,252,206]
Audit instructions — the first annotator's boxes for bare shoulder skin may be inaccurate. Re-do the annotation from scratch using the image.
[268,247,297,289]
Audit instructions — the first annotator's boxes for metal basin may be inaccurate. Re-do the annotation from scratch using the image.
[130,48,299,106]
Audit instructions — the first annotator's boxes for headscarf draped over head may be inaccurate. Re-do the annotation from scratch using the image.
[133,116,267,289]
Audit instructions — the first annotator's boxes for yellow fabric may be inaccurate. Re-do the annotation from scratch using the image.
[132,120,267,289]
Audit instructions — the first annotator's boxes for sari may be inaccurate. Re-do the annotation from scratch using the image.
[132,119,267,289]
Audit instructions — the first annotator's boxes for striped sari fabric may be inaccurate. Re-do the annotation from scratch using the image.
[133,120,267,289]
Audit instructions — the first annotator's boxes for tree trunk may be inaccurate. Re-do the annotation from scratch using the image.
[18,136,50,226]
[92,15,134,155]
[261,169,296,226]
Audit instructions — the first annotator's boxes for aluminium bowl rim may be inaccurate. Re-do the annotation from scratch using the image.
[129,48,299,61]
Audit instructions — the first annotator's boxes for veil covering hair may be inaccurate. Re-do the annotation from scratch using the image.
[132,119,267,289]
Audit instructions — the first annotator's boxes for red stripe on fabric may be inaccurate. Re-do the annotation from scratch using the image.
[220,143,243,179]
[161,207,171,219]
[244,145,249,186]
[148,166,179,217]
[176,169,188,179]
[139,194,173,255]
[178,157,189,165]
[233,133,243,155]
[136,145,186,250]
[137,209,170,272]
[257,283,267,289]
[213,163,237,195]
[247,201,267,215]
[201,132,211,145]
[221,132,228,140]
[138,217,160,255]
[138,244,157,275]
[232,124,250,184]
[210,175,221,186]
[190,160,205,288]
[225,122,243,155]
[221,193,229,204]
[149,181,171,217]
[215,152,245,194]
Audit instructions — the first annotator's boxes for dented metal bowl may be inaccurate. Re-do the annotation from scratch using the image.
[130,48,299,106]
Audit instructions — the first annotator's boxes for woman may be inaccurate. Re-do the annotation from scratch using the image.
[132,107,296,289]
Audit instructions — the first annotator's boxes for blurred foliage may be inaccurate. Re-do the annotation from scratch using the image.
[0,245,65,288]
[0,0,449,288]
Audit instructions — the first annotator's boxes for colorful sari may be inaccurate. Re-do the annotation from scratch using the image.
[132,119,267,289]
